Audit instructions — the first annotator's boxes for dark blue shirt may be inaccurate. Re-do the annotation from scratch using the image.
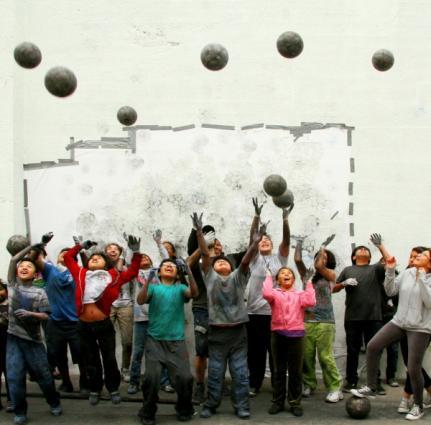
[42,262,78,322]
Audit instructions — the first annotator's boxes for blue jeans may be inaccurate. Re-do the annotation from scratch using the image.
[204,325,249,412]
[6,334,60,415]
[129,321,171,388]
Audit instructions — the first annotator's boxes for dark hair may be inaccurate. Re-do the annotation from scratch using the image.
[157,258,183,282]
[162,241,176,257]
[212,255,234,272]
[88,252,114,270]
[411,246,428,254]
[141,253,153,267]
[0,279,7,291]
[202,225,215,234]
[60,248,70,254]
[312,249,336,284]
[351,245,371,265]
[18,257,38,269]
[104,243,123,255]
[275,267,296,283]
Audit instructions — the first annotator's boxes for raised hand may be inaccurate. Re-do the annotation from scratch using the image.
[73,235,83,245]
[204,231,216,247]
[190,212,203,231]
[252,197,265,217]
[81,240,98,250]
[386,256,397,269]
[153,229,162,244]
[41,232,54,244]
[321,234,336,247]
[370,233,382,247]
[127,235,141,252]
[176,258,188,275]
[341,278,359,287]
[282,203,294,219]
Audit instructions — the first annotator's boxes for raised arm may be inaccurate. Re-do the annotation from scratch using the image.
[240,223,265,273]
[293,237,307,284]
[315,242,336,283]
[137,277,150,305]
[262,272,275,303]
[187,248,201,268]
[192,212,211,274]
[383,256,401,297]
[250,197,264,246]
[300,281,316,307]
[153,229,170,260]
[279,205,294,258]
[118,235,142,284]
[182,262,198,299]
[370,233,391,263]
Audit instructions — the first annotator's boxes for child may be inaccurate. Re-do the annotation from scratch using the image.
[0,279,12,411]
[6,240,61,425]
[262,266,315,417]
[193,212,264,420]
[63,234,142,405]
[136,255,198,425]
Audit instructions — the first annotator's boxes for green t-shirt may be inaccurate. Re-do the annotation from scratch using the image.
[147,282,188,340]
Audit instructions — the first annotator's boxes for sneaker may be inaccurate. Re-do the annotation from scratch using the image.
[177,412,194,422]
[50,404,63,416]
[141,417,156,425]
[200,406,216,419]
[351,386,377,399]
[128,383,139,395]
[398,397,413,414]
[377,384,387,396]
[302,386,312,397]
[342,382,357,393]
[110,391,121,404]
[58,381,74,393]
[248,387,259,398]
[80,386,90,396]
[161,384,175,393]
[235,408,251,419]
[13,415,27,425]
[406,404,424,421]
[89,392,100,406]
[122,369,130,383]
[387,378,399,387]
[326,390,344,403]
[193,382,205,404]
[423,393,431,409]
[290,405,303,417]
[268,403,284,414]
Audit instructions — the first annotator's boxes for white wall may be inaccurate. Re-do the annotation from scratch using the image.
[1,0,430,371]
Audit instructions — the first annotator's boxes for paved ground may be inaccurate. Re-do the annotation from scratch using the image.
[1,378,426,425]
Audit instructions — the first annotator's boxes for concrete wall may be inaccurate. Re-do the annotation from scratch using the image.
[1,1,431,374]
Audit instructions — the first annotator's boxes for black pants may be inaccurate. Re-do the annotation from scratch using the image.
[78,318,120,393]
[271,332,304,408]
[0,325,10,403]
[46,319,88,386]
[400,335,431,394]
[140,336,193,420]
[344,320,382,385]
[247,314,273,390]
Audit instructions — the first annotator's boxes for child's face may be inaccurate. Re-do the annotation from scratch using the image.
[213,239,223,256]
[17,260,37,281]
[258,236,273,255]
[140,255,152,270]
[159,261,178,280]
[105,244,121,262]
[277,268,295,290]
[213,259,232,276]
[57,251,66,265]
[88,255,107,271]
[162,242,175,258]
[0,288,7,302]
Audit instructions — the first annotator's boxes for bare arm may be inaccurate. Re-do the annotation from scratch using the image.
[249,197,263,246]
[137,279,150,305]
[241,223,266,273]
[186,248,201,268]
[370,233,391,263]
[294,238,307,283]
[279,206,293,258]
[183,263,198,299]
[191,213,211,274]
[315,247,336,283]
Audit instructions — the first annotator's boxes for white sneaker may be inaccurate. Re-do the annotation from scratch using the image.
[121,369,130,383]
[424,393,431,409]
[398,397,413,414]
[302,386,311,397]
[350,385,377,399]
[326,390,344,403]
[406,404,424,421]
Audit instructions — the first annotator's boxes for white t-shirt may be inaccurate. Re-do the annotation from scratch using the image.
[83,270,112,304]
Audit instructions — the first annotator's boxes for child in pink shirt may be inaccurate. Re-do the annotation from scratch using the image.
[262,267,315,417]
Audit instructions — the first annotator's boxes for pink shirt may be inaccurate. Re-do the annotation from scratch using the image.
[262,275,316,332]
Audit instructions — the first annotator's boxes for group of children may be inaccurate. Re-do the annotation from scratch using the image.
[0,198,430,424]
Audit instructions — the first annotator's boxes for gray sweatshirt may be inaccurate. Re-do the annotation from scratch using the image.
[384,267,431,333]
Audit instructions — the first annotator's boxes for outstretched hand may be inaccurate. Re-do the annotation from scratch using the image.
[190,212,203,231]
[370,233,382,247]
[252,197,265,217]
[41,232,54,245]
[81,240,98,250]
[127,234,141,252]
[321,234,336,247]
[282,203,294,219]
[73,235,83,246]
[252,222,268,244]
[153,229,162,244]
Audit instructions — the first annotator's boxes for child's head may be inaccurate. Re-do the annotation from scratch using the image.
[158,259,179,282]
[16,259,37,282]
[162,241,176,259]
[411,249,431,272]
[140,254,153,270]
[351,245,371,265]
[213,239,223,256]
[275,267,296,290]
[57,248,70,265]
[87,252,113,271]
[0,280,7,302]
[212,255,234,276]
[258,235,273,255]
[104,243,123,262]
[408,246,428,268]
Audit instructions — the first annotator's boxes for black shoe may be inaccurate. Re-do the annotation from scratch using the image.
[200,406,216,419]
[342,382,357,393]
[290,406,303,417]
[141,417,156,425]
[377,384,386,396]
[110,391,121,404]
[236,409,251,419]
[89,392,100,406]
[193,382,205,404]
[268,404,284,415]
[58,381,74,393]
[177,413,194,422]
